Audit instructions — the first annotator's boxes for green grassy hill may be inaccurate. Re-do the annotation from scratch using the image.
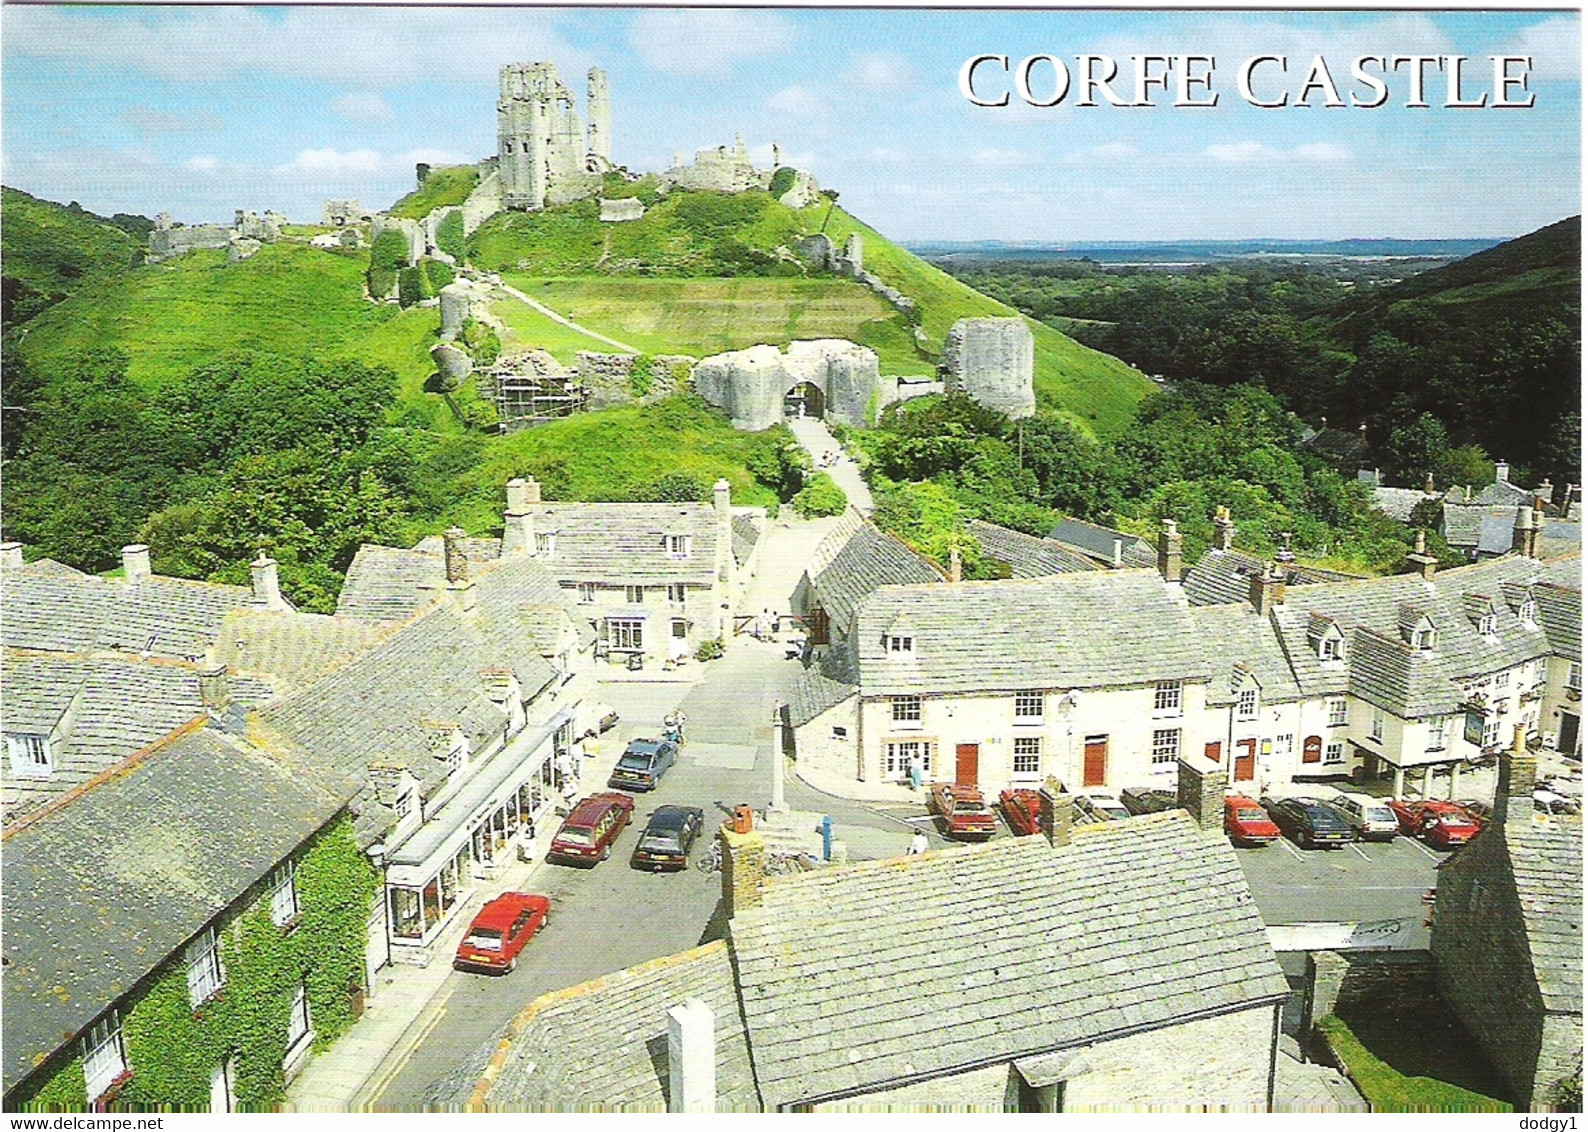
[2,187,149,329]
[387,164,481,220]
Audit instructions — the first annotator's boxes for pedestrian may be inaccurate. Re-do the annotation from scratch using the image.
[908,829,929,856]
[555,750,577,792]
[908,753,924,791]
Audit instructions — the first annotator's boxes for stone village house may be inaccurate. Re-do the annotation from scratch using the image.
[790,514,1581,803]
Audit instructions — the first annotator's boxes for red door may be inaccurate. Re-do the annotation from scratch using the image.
[1234,739,1257,782]
[1302,736,1322,764]
[1204,740,1222,766]
[1083,736,1108,787]
[955,744,979,787]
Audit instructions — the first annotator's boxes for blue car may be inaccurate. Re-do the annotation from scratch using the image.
[607,738,679,792]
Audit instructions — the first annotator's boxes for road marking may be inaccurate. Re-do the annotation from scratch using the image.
[1407,838,1441,862]
[1348,842,1371,861]
[1278,838,1304,861]
[362,983,455,1107]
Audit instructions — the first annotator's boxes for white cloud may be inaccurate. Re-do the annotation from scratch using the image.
[1092,142,1140,159]
[868,147,911,166]
[1204,141,1354,164]
[846,52,914,93]
[1500,15,1579,82]
[332,93,395,123]
[766,86,825,118]
[972,148,1035,169]
[183,155,223,173]
[1205,142,1270,164]
[269,146,466,179]
[629,10,793,76]
[1292,142,1352,163]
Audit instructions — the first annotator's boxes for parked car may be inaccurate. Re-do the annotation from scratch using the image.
[453,892,550,974]
[607,738,679,792]
[548,792,634,866]
[1454,799,1492,829]
[928,783,997,840]
[1534,787,1581,815]
[1387,799,1480,848]
[1261,796,1354,849]
[1224,794,1282,846]
[1325,792,1401,841]
[1121,786,1179,816]
[631,805,705,871]
[999,788,1043,836]
[1074,792,1131,824]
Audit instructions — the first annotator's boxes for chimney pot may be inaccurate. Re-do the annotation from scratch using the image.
[1496,724,1537,825]
[1038,779,1072,848]
[1158,519,1183,583]
[0,542,23,572]
[1111,538,1123,568]
[122,544,152,583]
[1214,507,1235,552]
[524,475,542,505]
[1495,461,1509,483]
[948,546,963,584]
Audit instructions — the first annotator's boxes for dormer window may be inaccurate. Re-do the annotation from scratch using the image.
[887,634,914,655]
[1309,614,1345,662]
[1519,598,1539,627]
[1478,613,1497,637]
[1320,635,1343,661]
[395,787,415,818]
[666,534,691,559]
[444,733,467,776]
[1236,689,1259,721]
[6,733,53,779]
[1412,626,1436,652]
[577,582,596,604]
[534,532,555,557]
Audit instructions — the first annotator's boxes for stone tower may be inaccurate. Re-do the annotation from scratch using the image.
[586,68,612,171]
[941,317,1036,419]
[498,62,604,211]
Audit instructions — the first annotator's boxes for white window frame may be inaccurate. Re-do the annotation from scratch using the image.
[444,733,467,776]
[1151,728,1181,765]
[1319,634,1342,662]
[394,787,415,819]
[1012,736,1042,778]
[1324,741,1345,765]
[1236,689,1258,722]
[1014,691,1044,722]
[576,582,596,604]
[186,927,225,1008]
[611,619,644,651]
[887,634,914,656]
[1571,662,1583,692]
[1519,598,1539,627]
[666,583,687,605]
[268,861,299,928]
[624,585,645,605]
[1412,627,1435,652]
[1370,711,1384,743]
[1482,716,1502,749]
[666,534,691,559]
[286,981,313,1055]
[1496,668,1511,689]
[891,695,922,724]
[1273,733,1293,761]
[1327,697,1348,728]
[884,739,934,779]
[1426,716,1448,752]
[6,733,53,780]
[1478,613,1497,637]
[534,532,555,557]
[82,1010,127,1102]
[1153,681,1183,715]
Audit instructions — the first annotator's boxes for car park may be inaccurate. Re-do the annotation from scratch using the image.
[1074,792,1131,824]
[928,783,997,840]
[1261,796,1354,849]
[631,805,705,871]
[1121,786,1179,816]
[999,788,1043,836]
[607,738,679,792]
[1224,794,1282,847]
[1534,787,1581,815]
[1325,792,1401,841]
[548,792,634,866]
[453,892,551,974]
[1387,799,1480,848]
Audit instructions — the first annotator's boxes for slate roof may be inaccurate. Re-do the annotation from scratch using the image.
[436,941,760,1112]
[853,572,1209,696]
[730,812,1287,1108]
[511,503,727,586]
[0,653,274,824]
[2,725,347,1096]
[1534,584,1582,659]
[1047,519,1155,568]
[1190,604,1300,706]
[1442,503,1489,550]
[968,520,1098,578]
[214,609,391,692]
[1374,486,1430,523]
[1182,549,1358,608]
[732,511,766,570]
[1503,820,1584,1014]
[1302,427,1368,468]
[786,665,859,728]
[1,569,261,661]
[805,515,941,632]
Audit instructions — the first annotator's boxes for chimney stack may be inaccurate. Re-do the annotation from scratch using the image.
[1512,505,1540,560]
[718,823,766,918]
[502,477,537,555]
[1495,724,1537,826]
[1425,472,1437,496]
[1249,563,1286,616]
[1177,753,1227,831]
[667,998,717,1113]
[1495,461,1509,484]
[1406,529,1438,581]
[1037,778,1072,848]
[1158,519,1183,583]
[250,553,289,610]
[1537,479,1553,512]
[199,665,231,715]
[443,528,470,584]
[1276,532,1296,565]
[948,546,962,584]
[122,544,152,583]
[1213,506,1235,553]
[1111,538,1123,569]
[0,542,23,573]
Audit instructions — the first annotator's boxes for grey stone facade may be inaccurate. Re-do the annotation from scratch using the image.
[942,317,1036,419]
[497,62,606,211]
[693,340,880,431]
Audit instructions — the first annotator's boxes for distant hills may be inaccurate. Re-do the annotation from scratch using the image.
[1,187,152,329]
[910,236,1506,265]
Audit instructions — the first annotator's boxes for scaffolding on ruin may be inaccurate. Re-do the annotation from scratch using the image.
[487,368,590,433]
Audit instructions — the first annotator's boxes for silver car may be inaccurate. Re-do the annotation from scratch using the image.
[1326,792,1400,841]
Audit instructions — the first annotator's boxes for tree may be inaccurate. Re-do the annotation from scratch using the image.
[1383,413,1450,486]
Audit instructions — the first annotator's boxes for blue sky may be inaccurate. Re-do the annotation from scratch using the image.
[2,7,1578,241]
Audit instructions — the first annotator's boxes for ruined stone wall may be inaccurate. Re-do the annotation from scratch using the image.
[323,199,372,226]
[147,224,231,262]
[599,197,645,222]
[577,352,694,411]
[498,61,603,211]
[462,170,504,235]
[693,340,880,431]
[372,215,425,265]
[942,317,1035,419]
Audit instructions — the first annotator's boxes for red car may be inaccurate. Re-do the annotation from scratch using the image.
[1224,794,1282,847]
[999,788,1043,836]
[928,783,997,840]
[1388,799,1482,848]
[454,892,550,974]
[548,792,634,866]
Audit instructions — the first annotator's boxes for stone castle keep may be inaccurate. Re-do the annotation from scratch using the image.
[497,62,611,211]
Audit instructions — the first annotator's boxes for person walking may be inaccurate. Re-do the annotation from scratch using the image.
[908,752,924,791]
[908,829,929,856]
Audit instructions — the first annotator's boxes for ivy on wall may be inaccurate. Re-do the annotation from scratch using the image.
[14,815,377,1113]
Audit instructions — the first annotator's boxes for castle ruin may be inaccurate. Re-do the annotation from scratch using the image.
[497,62,610,211]
[941,317,1035,419]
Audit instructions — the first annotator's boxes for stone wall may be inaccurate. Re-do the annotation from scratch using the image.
[323,199,371,227]
[147,208,283,264]
[942,317,1035,419]
[599,197,645,222]
[462,169,504,235]
[1306,950,1436,1030]
[693,340,880,431]
[576,352,693,411]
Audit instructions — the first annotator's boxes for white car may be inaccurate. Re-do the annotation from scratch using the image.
[1074,792,1130,824]
[1326,792,1400,841]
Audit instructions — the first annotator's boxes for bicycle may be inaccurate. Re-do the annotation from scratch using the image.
[695,840,724,874]
[764,851,819,876]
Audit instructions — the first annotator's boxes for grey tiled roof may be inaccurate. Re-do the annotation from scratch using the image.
[435,940,760,1112]
[1346,628,1458,718]
[1190,604,1300,706]
[1374,487,1429,523]
[730,812,1287,1109]
[518,503,726,586]
[1183,549,1357,608]
[2,725,346,1095]
[0,653,274,825]
[732,511,766,569]
[1442,504,1488,549]
[807,517,941,632]
[1473,479,1532,507]
[1534,584,1582,659]
[968,520,1098,578]
[786,666,859,728]
[1,570,260,661]
[214,610,391,692]
[335,544,454,622]
[854,572,1209,696]
[1504,820,1584,1014]
[1047,519,1155,568]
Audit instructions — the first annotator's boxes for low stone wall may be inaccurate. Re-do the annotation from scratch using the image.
[576,352,694,410]
[1306,950,1436,1033]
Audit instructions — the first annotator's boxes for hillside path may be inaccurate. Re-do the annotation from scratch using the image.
[486,276,641,355]
[787,416,875,515]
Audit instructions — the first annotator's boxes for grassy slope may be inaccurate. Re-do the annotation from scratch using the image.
[387,165,481,220]
[1317,1016,1511,1113]
[2,187,144,300]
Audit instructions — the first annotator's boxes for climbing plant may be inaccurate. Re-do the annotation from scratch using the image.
[628,355,655,398]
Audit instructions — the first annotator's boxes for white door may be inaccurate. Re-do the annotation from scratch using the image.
[210,1057,235,1113]
[669,619,689,660]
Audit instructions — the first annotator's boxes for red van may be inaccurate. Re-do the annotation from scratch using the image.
[548,792,634,867]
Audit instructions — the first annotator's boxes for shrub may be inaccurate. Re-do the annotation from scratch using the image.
[642,472,709,503]
[768,167,797,198]
[397,266,425,308]
[422,258,455,293]
[695,637,725,661]
[369,229,411,272]
[460,319,501,365]
[366,267,397,301]
[629,355,655,398]
[435,211,466,262]
[793,473,847,517]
